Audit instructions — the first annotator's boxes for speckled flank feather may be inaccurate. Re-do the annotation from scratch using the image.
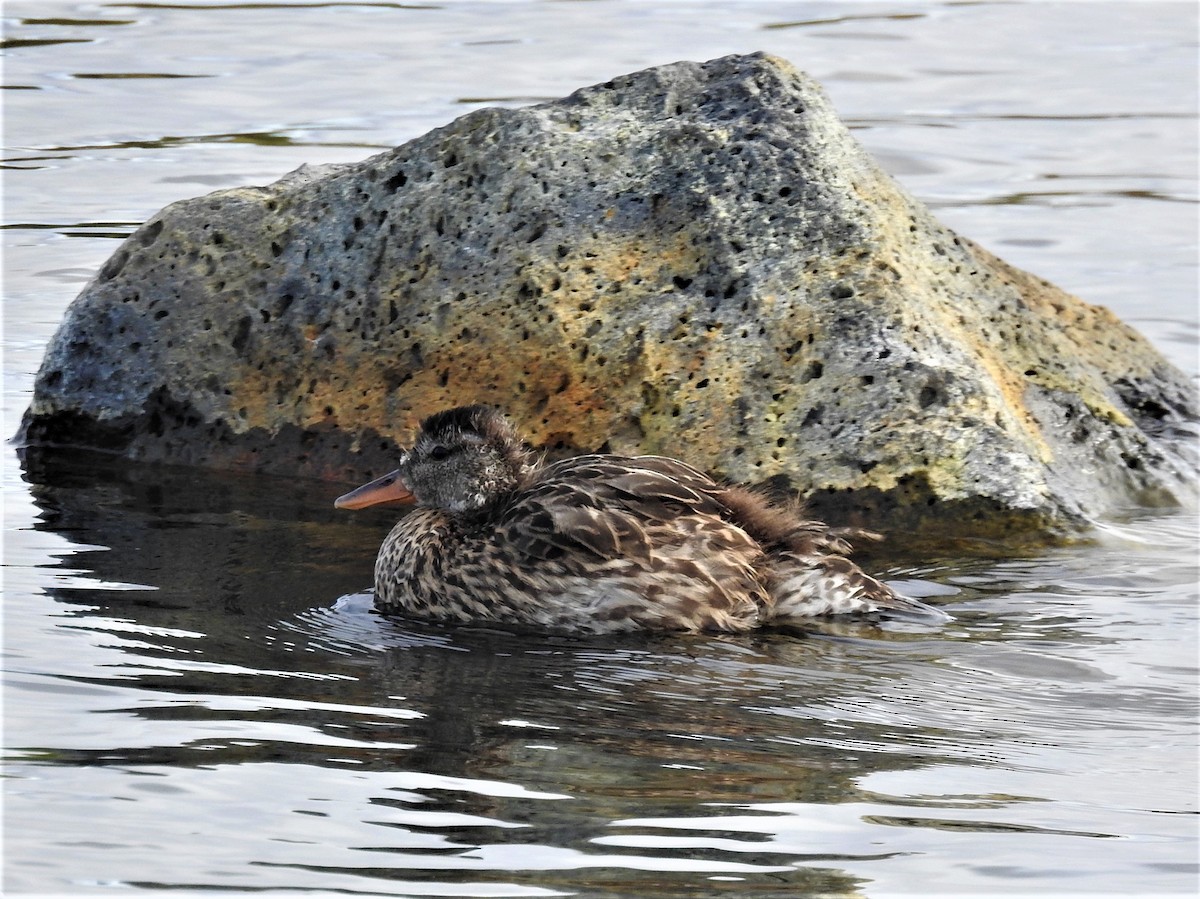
[359,406,948,633]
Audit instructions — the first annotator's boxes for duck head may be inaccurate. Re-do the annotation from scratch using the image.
[334,404,533,515]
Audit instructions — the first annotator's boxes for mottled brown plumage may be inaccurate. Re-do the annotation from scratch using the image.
[335,405,948,633]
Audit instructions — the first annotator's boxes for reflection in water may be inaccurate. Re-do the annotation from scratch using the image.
[1,37,92,50]
[8,447,1197,895]
[43,130,382,152]
[71,72,212,80]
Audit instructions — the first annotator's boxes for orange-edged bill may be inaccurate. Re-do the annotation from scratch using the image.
[334,469,416,509]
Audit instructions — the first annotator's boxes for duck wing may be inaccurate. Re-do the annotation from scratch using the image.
[501,455,732,565]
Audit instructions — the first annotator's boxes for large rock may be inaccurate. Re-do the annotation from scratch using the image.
[19,53,1198,539]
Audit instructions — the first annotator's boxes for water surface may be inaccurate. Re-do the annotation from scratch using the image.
[4,2,1198,896]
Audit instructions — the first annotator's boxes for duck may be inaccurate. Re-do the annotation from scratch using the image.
[334,404,948,634]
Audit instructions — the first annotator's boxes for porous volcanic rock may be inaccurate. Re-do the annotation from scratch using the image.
[19,53,1198,538]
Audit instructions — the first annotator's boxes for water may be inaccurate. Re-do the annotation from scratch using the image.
[3,2,1198,896]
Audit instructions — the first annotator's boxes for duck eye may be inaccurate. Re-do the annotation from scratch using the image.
[428,445,451,461]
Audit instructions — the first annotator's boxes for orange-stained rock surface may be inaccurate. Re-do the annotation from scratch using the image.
[19,53,1198,539]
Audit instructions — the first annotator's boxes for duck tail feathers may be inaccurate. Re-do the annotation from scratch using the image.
[766,554,951,623]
